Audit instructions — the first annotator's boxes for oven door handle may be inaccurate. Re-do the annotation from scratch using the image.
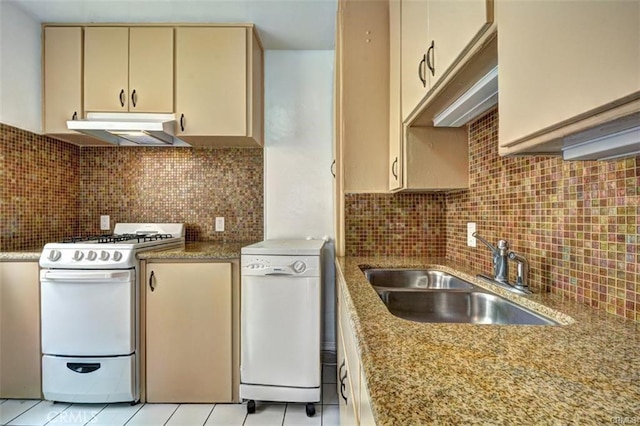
[41,270,132,282]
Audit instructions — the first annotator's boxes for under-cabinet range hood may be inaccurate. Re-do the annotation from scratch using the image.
[67,113,190,146]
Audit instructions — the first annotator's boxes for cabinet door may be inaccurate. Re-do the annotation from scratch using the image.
[0,262,41,399]
[84,27,129,112]
[428,0,489,85]
[359,369,376,426]
[43,27,82,134]
[389,0,403,191]
[129,27,174,113]
[146,263,232,402]
[401,0,430,121]
[498,0,640,149]
[337,330,358,426]
[175,27,247,137]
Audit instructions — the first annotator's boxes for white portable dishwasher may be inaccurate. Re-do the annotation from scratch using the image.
[240,239,325,417]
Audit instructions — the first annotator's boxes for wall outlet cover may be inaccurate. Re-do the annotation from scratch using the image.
[467,222,477,247]
[100,215,110,231]
[215,217,225,232]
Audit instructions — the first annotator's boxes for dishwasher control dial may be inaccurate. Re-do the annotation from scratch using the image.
[86,250,97,261]
[72,250,84,261]
[99,251,110,261]
[292,261,307,273]
[47,249,61,262]
[112,251,123,262]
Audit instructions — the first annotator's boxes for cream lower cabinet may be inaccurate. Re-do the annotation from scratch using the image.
[497,0,640,155]
[0,261,41,399]
[337,266,375,426]
[144,262,233,403]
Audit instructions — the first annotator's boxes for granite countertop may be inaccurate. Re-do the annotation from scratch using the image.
[137,241,256,260]
[337,256,640,425]
[0,249,42,261]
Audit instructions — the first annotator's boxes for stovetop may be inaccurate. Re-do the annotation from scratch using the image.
[40,223,186,269]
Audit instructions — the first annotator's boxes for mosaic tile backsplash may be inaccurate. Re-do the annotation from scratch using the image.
[0,123,80,250]
[78,147,263,243]
[0,122,264,251]
[345,110,639,321]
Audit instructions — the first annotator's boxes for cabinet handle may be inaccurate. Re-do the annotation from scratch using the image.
[131,89,137,108]
[426,40,435,77]
[72,111,78,121]
[331,160,336,178]
[180,114,185,132]
[149,270,155,292]
[418,54,426,88]
[339,360,348,403]
[119,89,126,108]
[392,157,398,179]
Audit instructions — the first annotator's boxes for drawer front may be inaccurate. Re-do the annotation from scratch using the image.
[42,355,136,403]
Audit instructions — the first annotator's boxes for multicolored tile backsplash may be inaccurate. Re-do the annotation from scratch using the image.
[0,124,80,250]
[344,109,639,321]
[0,123,264,251]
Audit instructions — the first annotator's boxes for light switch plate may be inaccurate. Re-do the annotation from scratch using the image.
[100,215,110,231]
[467,222,476,247]
[215,217,225,232]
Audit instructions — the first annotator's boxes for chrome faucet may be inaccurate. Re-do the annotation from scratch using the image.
[472,232,532,294]
[472,232,509,283]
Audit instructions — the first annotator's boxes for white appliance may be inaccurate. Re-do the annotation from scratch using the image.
[240,239,325,417]
[67,112,191,146]
[39,223,185,403]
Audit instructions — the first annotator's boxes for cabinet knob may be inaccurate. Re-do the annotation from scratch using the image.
[72,111,78,120]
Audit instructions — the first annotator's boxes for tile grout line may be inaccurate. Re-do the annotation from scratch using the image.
[4,400,43,426]
[162,404,181,426]
[82,403,109,426]
[201,403,217,426]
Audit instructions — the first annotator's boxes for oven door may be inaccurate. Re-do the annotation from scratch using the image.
[40,269,136,356]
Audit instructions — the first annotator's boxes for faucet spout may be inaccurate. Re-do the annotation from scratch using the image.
[472,232,497,255]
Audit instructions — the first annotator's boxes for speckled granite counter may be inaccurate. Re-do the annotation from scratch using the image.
[0,249,42,261]
[137,241,255,260]
[337,256,640,425]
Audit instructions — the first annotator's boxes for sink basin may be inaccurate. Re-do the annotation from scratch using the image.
[378,290,558,325]
[363,269,475,290]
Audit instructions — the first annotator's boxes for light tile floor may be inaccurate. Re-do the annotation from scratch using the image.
[0,364,339,426]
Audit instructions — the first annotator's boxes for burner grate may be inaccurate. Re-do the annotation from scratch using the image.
[61,233,174,244]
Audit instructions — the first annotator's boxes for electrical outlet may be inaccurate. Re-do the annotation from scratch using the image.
[100,215,110,231]
[467,222,477,247]
[215,217,225,232]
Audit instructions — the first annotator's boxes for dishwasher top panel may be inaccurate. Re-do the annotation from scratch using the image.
[241,239,325,256]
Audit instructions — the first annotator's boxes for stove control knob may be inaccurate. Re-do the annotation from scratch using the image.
[113,251,123,262]
[292,261,307,273]
[86,250,97,261]
[100,251,110,261]
[48,249,61,262]
[73,250,84,261]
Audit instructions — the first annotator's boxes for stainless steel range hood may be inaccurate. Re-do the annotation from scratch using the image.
[67,113,190,146]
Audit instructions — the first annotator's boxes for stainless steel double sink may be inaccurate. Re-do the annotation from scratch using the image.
[363,268,558,326]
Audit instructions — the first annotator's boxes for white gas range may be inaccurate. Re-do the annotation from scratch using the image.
[39,223,185,403]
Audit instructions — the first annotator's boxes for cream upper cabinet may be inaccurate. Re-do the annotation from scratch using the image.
[84,27,173,113]
[0,262,41,399]
[337,0,389,193]
[389,0,403,191]
[43,27,82,135]
[497,0,640,155]
[401,0,492,121]
[428,0,490,84]
[401,0,430,121]
[175,27,263,147]
[145,262,233,403]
